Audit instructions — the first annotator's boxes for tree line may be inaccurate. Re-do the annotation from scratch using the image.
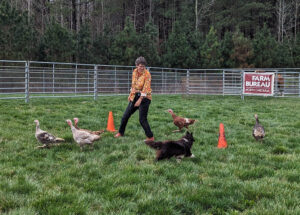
[0,0,299,68]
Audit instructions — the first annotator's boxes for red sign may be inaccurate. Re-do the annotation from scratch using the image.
[243,72,274,96]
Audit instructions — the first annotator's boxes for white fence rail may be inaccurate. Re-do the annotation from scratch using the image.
[0,60,299,102]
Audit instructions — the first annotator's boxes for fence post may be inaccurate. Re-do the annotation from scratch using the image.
[299,73,300,97]
[94,65,98,100]
[75,64,78,95]
[128,70,130,92]
[175,69,177,94]
[165,72,167,93]
[114,66,117,94]
[88,71,90,94]
[283,70,286,96]
[204,70,207,94]
[52,64,55,95]
[186,70,190,95]
[241,70,244,100]
[25,61,29,103]
[222,70,225,96]
[161,69,164,94]
[43,69,45,93]
[275,70,278,96]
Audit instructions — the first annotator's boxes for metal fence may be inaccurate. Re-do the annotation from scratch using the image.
[0,60,299,102]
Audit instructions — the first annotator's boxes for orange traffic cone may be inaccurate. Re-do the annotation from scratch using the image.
[106,111,116,132]
[218,123,227,148]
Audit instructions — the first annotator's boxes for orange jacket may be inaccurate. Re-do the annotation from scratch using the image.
[129,68,152,101]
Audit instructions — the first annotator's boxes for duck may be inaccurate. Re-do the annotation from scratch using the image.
[73,117,104,135]
[252,114,265,141]
[167,109,196,132]
[34,120,64,148]
[66,119,100,151]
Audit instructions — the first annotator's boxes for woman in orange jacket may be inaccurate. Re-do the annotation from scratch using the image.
[114,56,154,142]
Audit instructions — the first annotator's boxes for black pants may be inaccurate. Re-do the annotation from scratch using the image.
[118,94,153,138]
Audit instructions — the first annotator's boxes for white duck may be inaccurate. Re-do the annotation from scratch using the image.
[34,120,64,148]
[66,119,100,151]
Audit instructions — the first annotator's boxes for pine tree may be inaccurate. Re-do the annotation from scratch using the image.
[231,31,254,68]
[294,33,300,67]
[212,0,273,37]
[39,21,75,62]
[0,0,14,59]
[77,23,92,63]
[92,25,112,65]
[252,24,278,68]
[201,27,222,68]
[162,20,195,68]
[220,31,234,68]
[109,17,139,65]
[0,0,36,60]
[189,31,204,68]
[275,40,295,68]
[137,20,160,66]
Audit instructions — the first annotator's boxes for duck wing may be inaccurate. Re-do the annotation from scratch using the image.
[183,118,196,126]
[36,131,58,145]
[73,130,100,144]
[78,128,104,135]
[173,117,185,129]
[253,125,265,140]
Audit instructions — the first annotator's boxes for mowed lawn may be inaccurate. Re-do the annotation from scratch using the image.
[0,95,300,215]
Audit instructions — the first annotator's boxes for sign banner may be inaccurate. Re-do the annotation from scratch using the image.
[243,72,274,96]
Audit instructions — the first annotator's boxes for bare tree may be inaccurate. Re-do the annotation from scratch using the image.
[276,0,296,42]
[149,0,152,21]
[101,0,104,34]
[60,0,63,27]
[294,0,299,41]
[71,0,77,31]
[133,0,138,29]
[27,0,31,23]
[195,0,215,31]
[195,0,198,30]
[76,0,80,33]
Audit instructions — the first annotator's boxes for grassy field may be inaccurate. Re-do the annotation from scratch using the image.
[0,95,300,215]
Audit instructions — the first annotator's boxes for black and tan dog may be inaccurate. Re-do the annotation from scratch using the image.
[145,131,195,162]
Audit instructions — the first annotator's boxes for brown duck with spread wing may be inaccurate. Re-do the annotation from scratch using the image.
[34,120,64,148]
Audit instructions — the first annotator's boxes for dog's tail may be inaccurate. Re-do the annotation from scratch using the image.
[145,141,163,150]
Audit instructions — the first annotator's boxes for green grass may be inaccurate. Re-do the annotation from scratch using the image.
[0,95,300,215]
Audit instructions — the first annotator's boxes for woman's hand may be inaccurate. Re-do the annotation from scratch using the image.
[131,88,136,94]
[129,88,135,101]
[134,97,143,107]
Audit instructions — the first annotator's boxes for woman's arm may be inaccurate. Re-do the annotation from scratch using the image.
[131,70,137,92]
[129,69,137,101]
[140,72,151,97]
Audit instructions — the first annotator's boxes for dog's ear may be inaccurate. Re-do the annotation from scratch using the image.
[186,131,190,135]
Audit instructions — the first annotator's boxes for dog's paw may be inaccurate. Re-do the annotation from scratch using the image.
[190,154,195,158]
